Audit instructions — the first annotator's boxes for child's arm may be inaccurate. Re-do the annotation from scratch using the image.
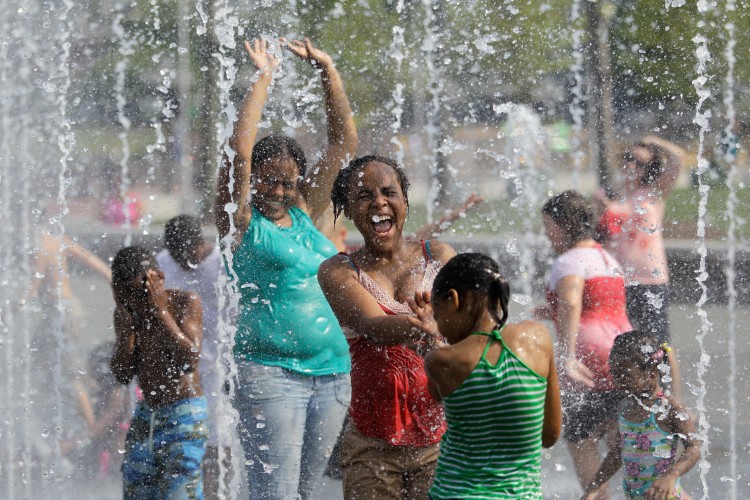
[62,235,112,282]
[145,269,202,371]
[581,437,623,499]
[85,387,127,438]
[111,305,137,385]
[645,397,701,499]
[411,193,484,240]
[541,337,562,448]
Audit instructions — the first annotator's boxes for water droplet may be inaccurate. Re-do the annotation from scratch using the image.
[41,427,49,438]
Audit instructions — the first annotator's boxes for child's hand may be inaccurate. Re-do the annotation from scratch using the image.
[645,474,678,500]
[244,38,281,75]
[282,37,333,69]
[144,269,169,316]
[406,291,440,339]
[566,357,596,389]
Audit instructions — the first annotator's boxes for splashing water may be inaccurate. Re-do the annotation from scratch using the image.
[691,29,713,499]
[722,1,738,496]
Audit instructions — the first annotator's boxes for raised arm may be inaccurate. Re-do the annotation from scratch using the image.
[285,38,358,222]
[641,135,688,198]
[412,193,485,240]
[63,235,112,282]
[145,270,203,372]
[554,274,596,389]
[318,256,437,346]
[216,39,280,241]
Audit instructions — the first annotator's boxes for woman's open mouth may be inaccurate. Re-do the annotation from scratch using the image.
[371,214,394,235]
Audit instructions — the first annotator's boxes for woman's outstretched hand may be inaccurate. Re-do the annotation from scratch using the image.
[282,37,333,69]
[244,38,281,74]
[566,357,596,389]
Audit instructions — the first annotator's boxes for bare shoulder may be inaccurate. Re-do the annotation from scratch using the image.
[426,240,456,264]
[424,344,457,376]
[503,320,552,350]
[318,253,354,279]
[501,320,554,377]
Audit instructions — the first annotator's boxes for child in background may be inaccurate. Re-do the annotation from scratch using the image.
[69,342,130,476]
[583,330,700,499]
[110,246,207,499]
[409,252,562,499]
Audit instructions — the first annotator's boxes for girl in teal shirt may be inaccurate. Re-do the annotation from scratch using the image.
[215,37,357,499]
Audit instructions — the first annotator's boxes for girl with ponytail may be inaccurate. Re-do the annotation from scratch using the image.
[408,253,562,499]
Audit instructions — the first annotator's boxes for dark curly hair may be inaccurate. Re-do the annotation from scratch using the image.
[541,190,595,245]
[111,246,157,284]
[164,214,202,257]
[330,155,411,223]
[610,330,669,371]
[252,134,308,179]
[432,253,511,332]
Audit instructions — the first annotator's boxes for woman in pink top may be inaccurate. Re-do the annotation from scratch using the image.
[319,155,456,500]
[538,191,632,498]
[597,135,687,345]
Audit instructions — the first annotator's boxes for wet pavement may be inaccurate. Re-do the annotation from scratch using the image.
[20,268,750,499]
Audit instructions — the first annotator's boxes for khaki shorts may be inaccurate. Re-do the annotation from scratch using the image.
[340,425,439,500]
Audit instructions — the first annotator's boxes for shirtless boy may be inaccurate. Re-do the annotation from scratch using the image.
[110,246,207,499]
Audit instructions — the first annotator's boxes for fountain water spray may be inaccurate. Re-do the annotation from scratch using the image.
[113,8,137,246]
[721,1,738,496]
[691,28,713,499]
[50,0,76,480]
[567,0,586,185]
[213,3,242,496]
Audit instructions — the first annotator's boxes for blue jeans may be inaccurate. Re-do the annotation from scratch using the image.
[122,397,208,500]
[234,361,351,500]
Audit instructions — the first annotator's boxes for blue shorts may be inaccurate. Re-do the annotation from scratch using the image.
[122,397,208,500]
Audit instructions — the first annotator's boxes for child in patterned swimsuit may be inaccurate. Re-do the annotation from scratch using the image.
[583,330,700,499]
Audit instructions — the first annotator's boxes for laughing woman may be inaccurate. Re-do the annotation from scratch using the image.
[318,155,456,500]
[215,38,357,499]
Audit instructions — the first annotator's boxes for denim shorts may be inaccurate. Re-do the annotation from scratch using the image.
[122,397,208,500]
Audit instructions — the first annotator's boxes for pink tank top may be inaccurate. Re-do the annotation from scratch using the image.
[344,241,446,446]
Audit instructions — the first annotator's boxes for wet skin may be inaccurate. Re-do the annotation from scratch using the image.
[111,268,203,408]
[345,161,409,258]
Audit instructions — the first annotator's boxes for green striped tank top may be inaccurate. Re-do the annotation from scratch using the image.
[430,329,548,499]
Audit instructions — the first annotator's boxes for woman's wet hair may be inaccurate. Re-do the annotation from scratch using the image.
[112,246,157,284]
[330,155,411,223]
[432,253,510,331]
[542,190,595,244]
[164,214,202,257]
[252,134,308,179]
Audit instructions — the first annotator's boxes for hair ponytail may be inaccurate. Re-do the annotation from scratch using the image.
[433,253,511,331]
[487,272,510,330]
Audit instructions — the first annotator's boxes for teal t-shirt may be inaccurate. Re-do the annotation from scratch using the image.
[231,206,350,375]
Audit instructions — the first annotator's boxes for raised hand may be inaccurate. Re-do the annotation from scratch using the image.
[144,269,169,317]
[282,37,333,69]
[244,38,281,74]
